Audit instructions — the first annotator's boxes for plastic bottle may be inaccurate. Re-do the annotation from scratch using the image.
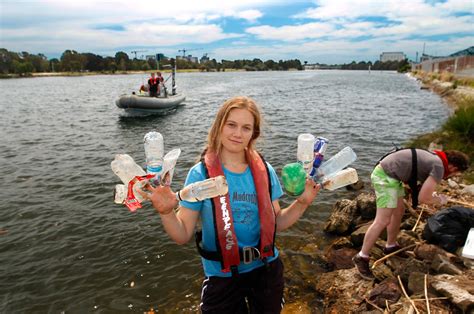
[114,184,127,204]
[297,133,315,174]
[176,176,228,202]
[315,146,357,180]
[111,154,146,184]
[321,168,359,191]
[281,162,307,196]
[160,148,181,186]
[144,131,164,175]
[310,137,329,177]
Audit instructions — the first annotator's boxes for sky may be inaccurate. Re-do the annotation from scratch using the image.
[0,0,473,64]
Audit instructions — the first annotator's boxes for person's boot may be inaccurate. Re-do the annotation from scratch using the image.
[352,254,375,280]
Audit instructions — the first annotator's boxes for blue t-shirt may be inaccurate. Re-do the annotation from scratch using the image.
[180,161,284,277]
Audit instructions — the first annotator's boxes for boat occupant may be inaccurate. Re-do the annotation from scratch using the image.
[148,73,159,97]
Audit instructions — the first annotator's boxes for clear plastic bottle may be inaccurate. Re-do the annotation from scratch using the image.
[159,148,181,186]
[144,131,164,175]
[315,146,357,180]
[297,133,315,174]
[321,168,358,191]
[111,154,147,207]
[114,184,127,204]
[176,175,228,202]
[111,154,146,184]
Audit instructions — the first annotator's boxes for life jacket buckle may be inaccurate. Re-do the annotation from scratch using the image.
[242,246,261,264]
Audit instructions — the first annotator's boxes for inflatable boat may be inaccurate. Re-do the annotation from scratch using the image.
[115,93,186,115]
[115,59,186,116]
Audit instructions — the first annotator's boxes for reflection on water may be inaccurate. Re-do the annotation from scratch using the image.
[0,71,450,312]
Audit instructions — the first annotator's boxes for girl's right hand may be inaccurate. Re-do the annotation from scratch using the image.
[138,184,178,215]
[296,178,320,206]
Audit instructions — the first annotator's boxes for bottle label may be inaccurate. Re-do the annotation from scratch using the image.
[125,174,155,212]
[146,165,163,174]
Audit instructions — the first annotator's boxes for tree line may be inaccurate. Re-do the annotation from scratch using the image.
[0,48,409,76]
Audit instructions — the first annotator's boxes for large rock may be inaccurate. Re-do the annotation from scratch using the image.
[414,243,446,261]
[393,258,430,283]
[431,254,464,275]
[324,199,358,234]
[431,271,474,312]
[461,184,474,196]
[325,247,358,270]
[355,192,376,219]
[368,277,401,308]
[314,268,375,313]
[407,272,427,295]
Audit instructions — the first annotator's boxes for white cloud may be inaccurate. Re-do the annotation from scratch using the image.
[213,34,474,63]
[1,21,242,56]
[247,23,335,41]
[235,10,264,21]
[0,0,471,63]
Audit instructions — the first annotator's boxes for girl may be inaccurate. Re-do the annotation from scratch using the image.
[140,96,319,313]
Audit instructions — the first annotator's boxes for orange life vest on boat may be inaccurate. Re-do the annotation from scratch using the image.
[200,149,276,273]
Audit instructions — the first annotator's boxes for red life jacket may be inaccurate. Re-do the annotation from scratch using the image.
[201,149,276,273]
[433,150,450,179]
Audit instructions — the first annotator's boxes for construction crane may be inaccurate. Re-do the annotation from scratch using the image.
[131,50,147,59]
[178,48,202,57]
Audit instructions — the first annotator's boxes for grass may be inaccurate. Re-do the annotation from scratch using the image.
[406,83,474,184]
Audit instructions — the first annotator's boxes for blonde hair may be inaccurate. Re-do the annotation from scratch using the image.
[206,96,262,155]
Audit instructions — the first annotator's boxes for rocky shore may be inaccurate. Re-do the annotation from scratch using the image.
[281,73,474,314]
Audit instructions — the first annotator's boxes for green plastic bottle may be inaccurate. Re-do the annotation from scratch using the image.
[281,163,307,196]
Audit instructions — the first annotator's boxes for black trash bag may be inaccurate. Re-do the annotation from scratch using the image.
[422,206,474,253]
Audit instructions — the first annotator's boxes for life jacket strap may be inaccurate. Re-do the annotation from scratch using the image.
[195,231,264,265]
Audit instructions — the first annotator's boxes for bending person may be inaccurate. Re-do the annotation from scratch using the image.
[140,96,320,313]
[353,148,469,280]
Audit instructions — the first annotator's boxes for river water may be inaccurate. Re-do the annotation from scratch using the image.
[0,70,450,313]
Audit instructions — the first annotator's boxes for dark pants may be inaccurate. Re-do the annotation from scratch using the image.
[200,257,284,314]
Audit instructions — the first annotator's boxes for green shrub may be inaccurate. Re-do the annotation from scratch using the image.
[444,105,474,142]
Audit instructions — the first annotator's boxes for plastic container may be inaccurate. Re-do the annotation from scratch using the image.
[177,176,228,202]
[111,154,148,209]
[281,162,307,196]
[462,228,474,259]
[321,168,358,191]
[310,137,329,176]
[160,148,181,186]
[114,184,127,204]
[144,131,164,175]
[111,154,146,184]
[297,133,315,174]
[315,146,357,180]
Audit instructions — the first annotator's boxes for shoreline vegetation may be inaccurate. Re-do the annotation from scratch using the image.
[280,71,473,313]
[0,48,409,79]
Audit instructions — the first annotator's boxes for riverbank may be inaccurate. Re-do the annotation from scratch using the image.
[281,71,474,313]
[0,68,248,79]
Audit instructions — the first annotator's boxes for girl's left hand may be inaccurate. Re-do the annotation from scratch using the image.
[296,178,320,206]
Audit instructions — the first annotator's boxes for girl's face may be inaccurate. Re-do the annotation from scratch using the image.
[220,108,255,154]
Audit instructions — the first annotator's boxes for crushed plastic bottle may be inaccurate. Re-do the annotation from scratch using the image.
[111,154,149,211]
[111,154,146,184]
